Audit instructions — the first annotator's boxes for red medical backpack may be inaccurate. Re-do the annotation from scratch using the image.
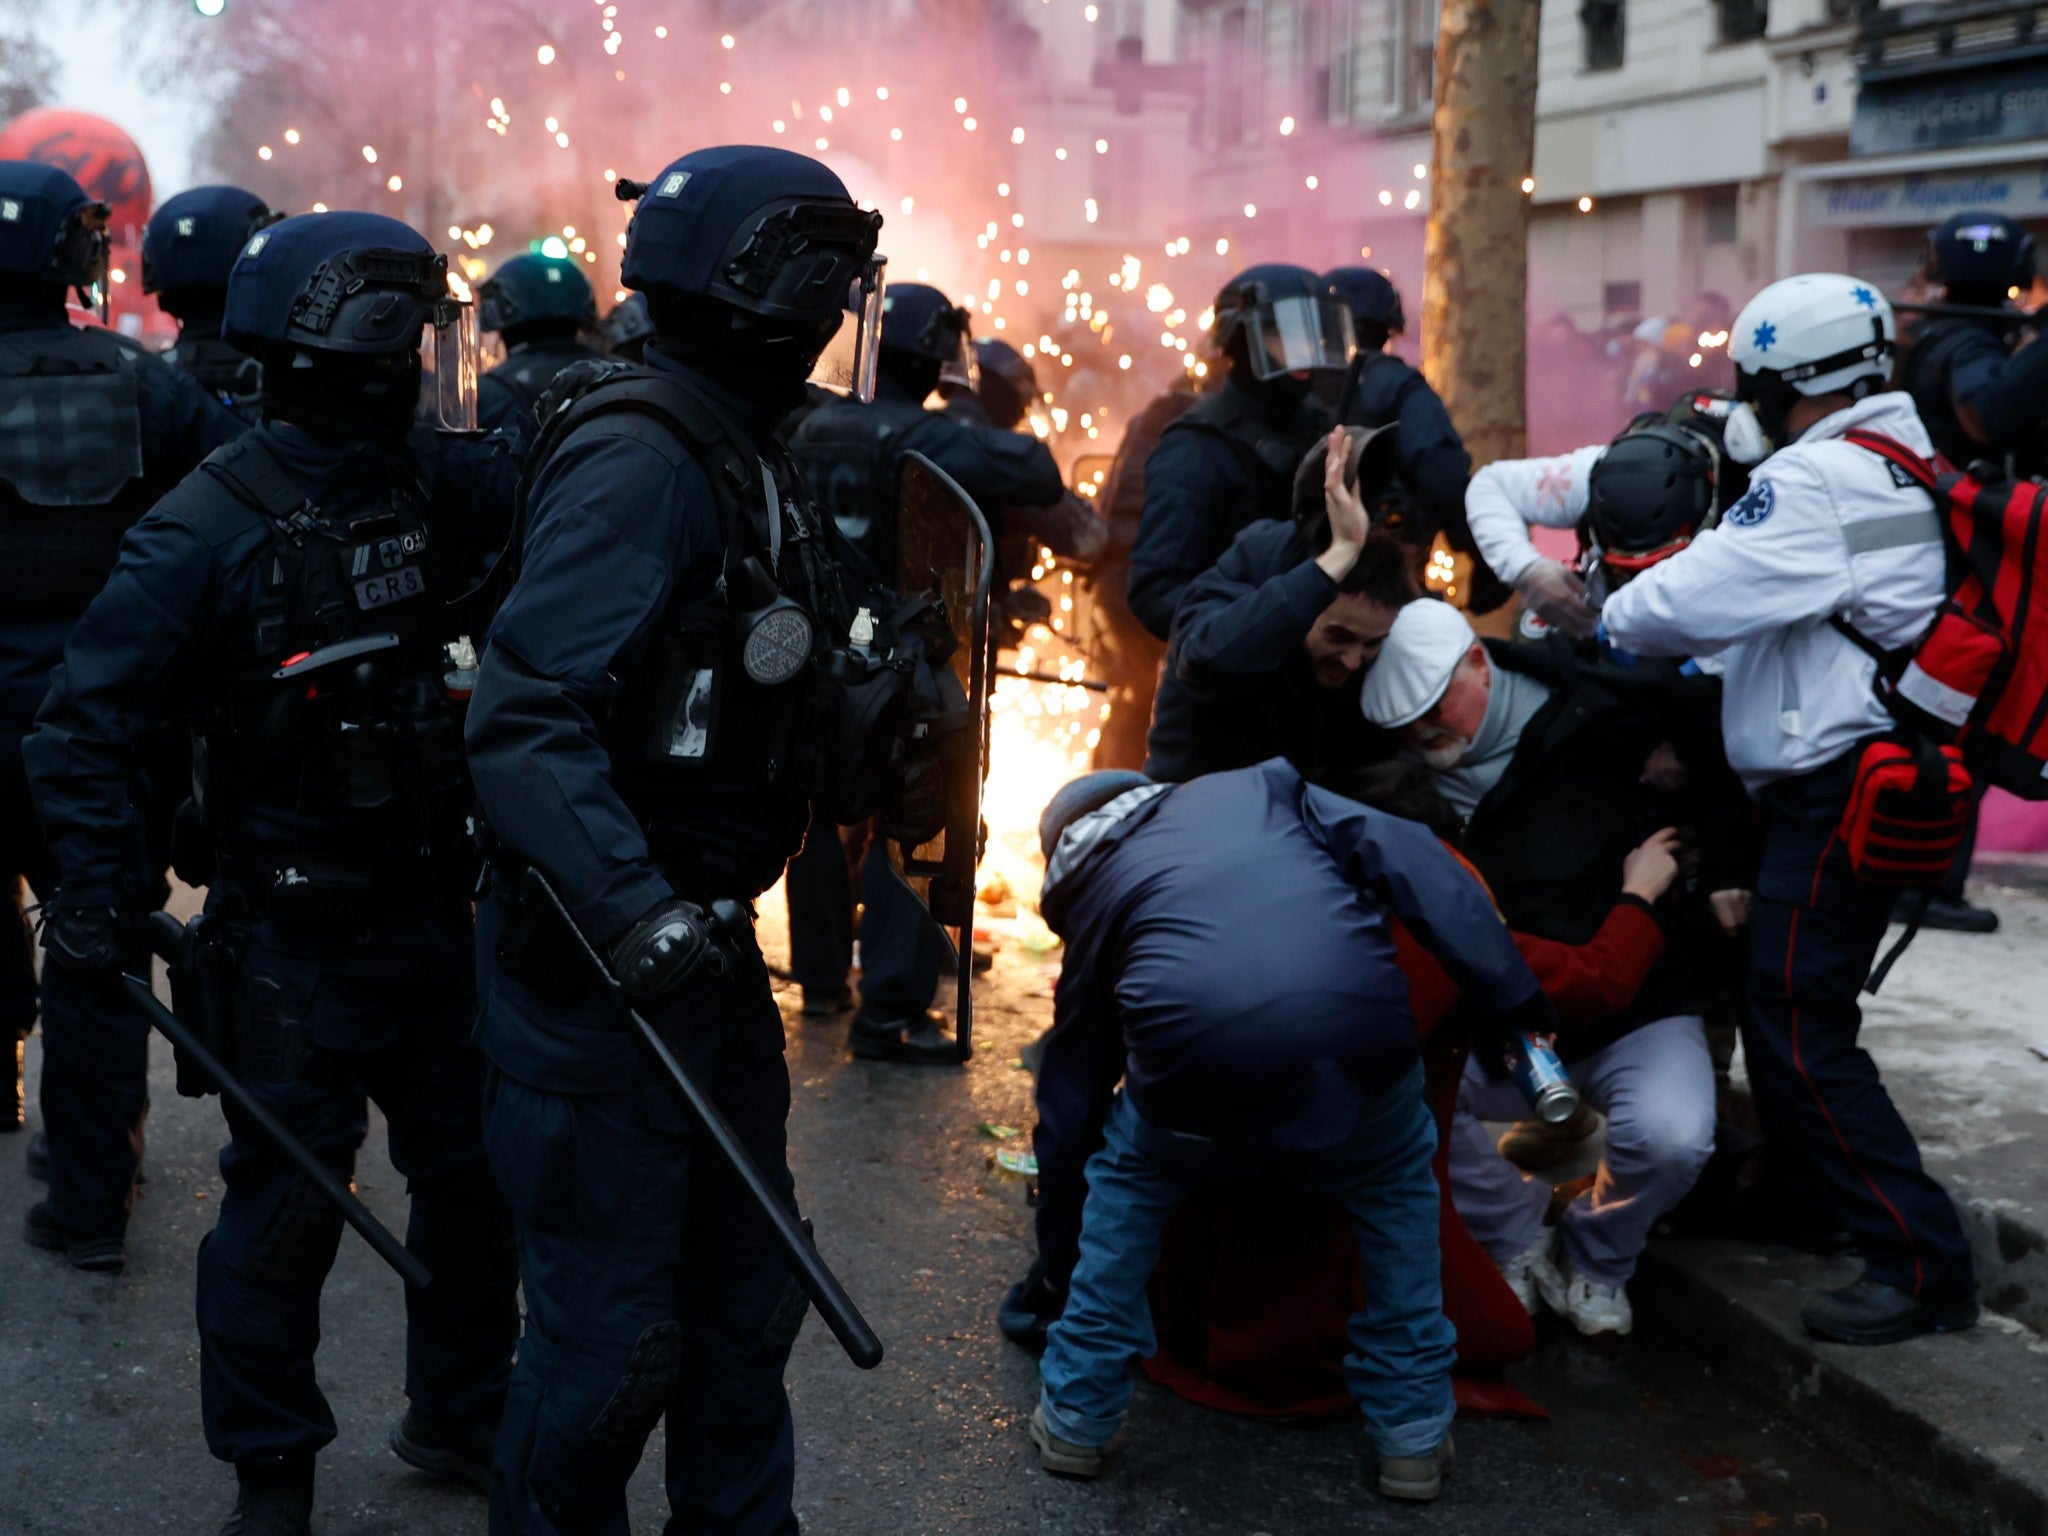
[1840,431,2048,799]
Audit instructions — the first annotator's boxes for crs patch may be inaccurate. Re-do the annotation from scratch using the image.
[1724,479,1775,529]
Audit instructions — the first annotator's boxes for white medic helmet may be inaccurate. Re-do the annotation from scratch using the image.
[1722,273,1895,464]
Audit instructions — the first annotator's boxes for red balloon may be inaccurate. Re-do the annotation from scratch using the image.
[0,107,154,241]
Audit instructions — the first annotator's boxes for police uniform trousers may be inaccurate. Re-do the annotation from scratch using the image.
[1743,746,1976,1302]
[196,898,517,1464]
[784,814,946,1021]
[17,724,192,1236]
[856,838,949,1021]
[783,811,856,999]
[0,723,52,1043]
[477,897,806,1536]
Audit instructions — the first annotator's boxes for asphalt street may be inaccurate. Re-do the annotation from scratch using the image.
[0,912,1956,1536]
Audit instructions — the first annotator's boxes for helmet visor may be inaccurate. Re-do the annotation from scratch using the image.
[419,294,480,431]
[939,327,979,395]
[62,203,112,323]
[1243,294,1356,380]
[808,256,887,404]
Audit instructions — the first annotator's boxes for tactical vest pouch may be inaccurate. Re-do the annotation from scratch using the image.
[629,621,725,768]
[788,654,913,826]
[165,912,245,1099]
[0,332,150,615]
[493,872,596,1009]
[1838,734,1973,888]
[0,359,145,505]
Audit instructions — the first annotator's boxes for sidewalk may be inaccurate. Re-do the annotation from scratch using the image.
[1633,873,2048,1536]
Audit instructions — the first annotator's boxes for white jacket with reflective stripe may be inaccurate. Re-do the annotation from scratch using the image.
[1600,391,1946,795]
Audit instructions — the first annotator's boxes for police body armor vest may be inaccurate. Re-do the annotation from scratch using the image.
[178,435,475,878]
[520,363,907,859]
[0,326,153,618]
[165,333,264,424]
[1160,384,1332,527]
[786,393,931,563]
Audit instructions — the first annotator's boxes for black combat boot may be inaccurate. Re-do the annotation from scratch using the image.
[389,1406,496,1494]
[1800,1275,1979,1345]
[23,1200,124,1272]
[221,1454,314,1536]
[848,1009,959,1065]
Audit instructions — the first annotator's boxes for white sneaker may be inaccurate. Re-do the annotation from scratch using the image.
[1498,1229,1556,1316]
[1531,1243,1633,1336]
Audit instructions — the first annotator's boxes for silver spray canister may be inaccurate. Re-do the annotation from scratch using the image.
[1510,1033,1580,1124]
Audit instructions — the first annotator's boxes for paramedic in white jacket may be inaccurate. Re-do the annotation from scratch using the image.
[1601,273,1979,1347]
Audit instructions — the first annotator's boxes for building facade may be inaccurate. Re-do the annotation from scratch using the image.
[1110,0,2048,335]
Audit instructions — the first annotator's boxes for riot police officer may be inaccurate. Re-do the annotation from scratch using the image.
[1321,267,1477,576]
[1891,211,2042,931]
[466,145,917,1533]
[788,280,1073,1061]
[0,160,242,1255]
[26,210,521,1533]
[142,183,280,421]
[1900,211,2048,475]
[601,289,654,362]
[476,250,605,434]
[1127,264,1347,639]
[957,335,1040,431]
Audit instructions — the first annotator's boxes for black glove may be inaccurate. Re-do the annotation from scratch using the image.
[41,902,136,985]
[881,744,948,846]
[607,897,728,1003]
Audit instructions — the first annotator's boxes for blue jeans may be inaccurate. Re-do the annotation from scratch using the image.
[1040,1064,1455,1458]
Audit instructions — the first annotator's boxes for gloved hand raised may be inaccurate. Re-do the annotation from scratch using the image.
[1514,559,1599,639]
[608,897,730,1003]
[41,901,138,984]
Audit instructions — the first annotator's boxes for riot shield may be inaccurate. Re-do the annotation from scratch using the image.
[891,450,994,1064]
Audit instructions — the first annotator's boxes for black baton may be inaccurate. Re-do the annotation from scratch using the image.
[128,912,431,1290]
[523,869,885,1371]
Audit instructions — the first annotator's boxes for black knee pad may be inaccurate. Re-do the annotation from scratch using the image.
[586,1322,684,1448]
[250,1180,345,1287]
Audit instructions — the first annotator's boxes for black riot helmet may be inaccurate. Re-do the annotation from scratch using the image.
[1923,212,2037,304]
[221,210,478,435]
[478,250,599,340]
[618,145,885,402]
[0,159,112,315]
[972,336,1038,430]
[1323,266,1405,349]
[1585,420,1722,578]
[880,280,975,400]
[603,290,654,361]
[141,184,280,321]
[1210,263,1355,402]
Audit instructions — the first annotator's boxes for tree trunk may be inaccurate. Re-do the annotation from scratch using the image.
[1422,0,1541,471]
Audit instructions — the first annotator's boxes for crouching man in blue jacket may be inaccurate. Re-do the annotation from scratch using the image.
[1026,760,1552,1501]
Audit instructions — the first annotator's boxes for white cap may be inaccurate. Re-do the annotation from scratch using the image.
[1632,316,1669,347]
[1360,599,1479,729]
